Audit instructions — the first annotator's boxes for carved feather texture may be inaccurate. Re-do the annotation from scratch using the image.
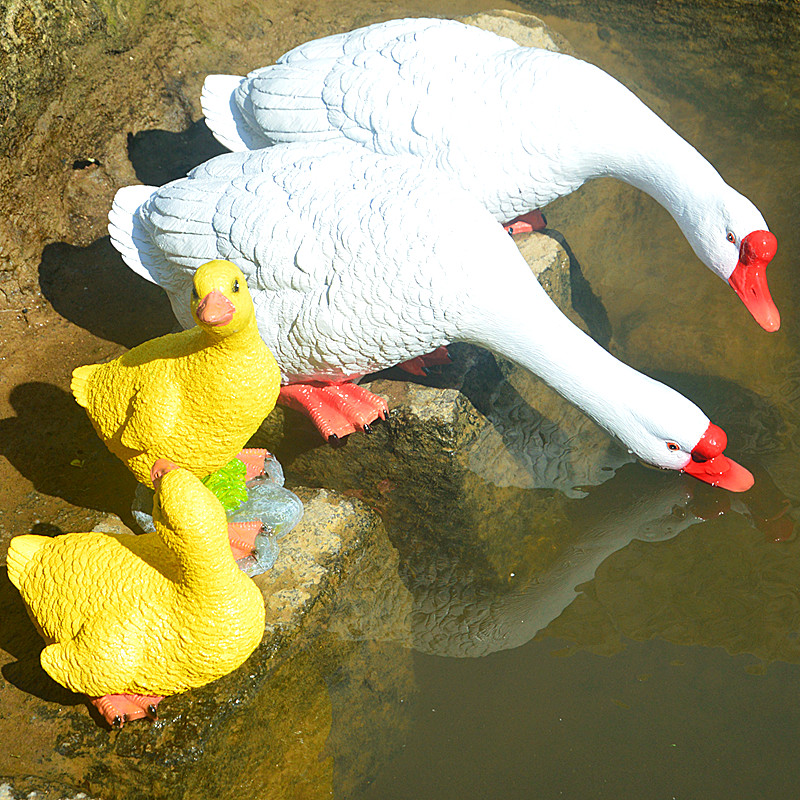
[109,140,721,474]
[7,469,265,696]
[202,16,770,284]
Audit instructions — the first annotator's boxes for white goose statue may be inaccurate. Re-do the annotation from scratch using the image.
[200,16,780,332]
[109,141,752,492]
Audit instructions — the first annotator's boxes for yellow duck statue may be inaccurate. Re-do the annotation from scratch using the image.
[71,259,281,489]
[6,460,267,727]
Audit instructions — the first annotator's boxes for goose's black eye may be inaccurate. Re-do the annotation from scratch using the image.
[667,442,680,451]
[726,232,736,244]
[191,287,199,300]
[233,279,240,293]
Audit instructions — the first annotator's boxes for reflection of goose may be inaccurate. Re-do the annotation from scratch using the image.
[200,16,779,331]
[468,372,635,498]
[408,476,708,658]
[109,142,751,490]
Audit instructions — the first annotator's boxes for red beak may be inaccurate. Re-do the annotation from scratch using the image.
[728,230,779,332]
[196,289,235,326]
[681,422,754,492]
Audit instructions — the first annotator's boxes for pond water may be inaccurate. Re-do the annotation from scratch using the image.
[1,1,798,797]
[337,4,800,799]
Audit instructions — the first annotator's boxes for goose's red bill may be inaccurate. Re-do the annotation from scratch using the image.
[682,422,754,492]
[682,453,754,492]
[728,230,779,332]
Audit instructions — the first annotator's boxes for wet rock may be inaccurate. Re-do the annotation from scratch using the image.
[460,8,577,55]
[0,0,140,156]
[0,488,414,799]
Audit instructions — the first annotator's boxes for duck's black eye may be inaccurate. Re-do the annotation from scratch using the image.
[233,279,240,293]
[667,442,680,451]
[191,286,199,300]
[726,232,736,244]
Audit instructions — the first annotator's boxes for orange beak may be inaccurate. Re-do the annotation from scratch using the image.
[728,230,779,332]
[196,289,235,327]
[681,422,754,492]
[151,458,179,489]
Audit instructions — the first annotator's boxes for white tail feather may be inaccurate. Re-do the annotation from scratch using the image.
[108,185,164,286]
[201,74,264,152]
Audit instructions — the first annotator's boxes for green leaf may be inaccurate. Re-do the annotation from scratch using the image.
[202,458,248,511]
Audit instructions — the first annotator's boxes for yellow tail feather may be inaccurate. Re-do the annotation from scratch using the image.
[6,534,46,590]
[70,364,97,408]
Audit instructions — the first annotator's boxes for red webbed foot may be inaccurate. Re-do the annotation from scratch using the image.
[503,209,548,235]
[227,520,263,560]
[236,448,272,481]
[90,693,163,728]
[397,346,452,376]
[279,382,388,442]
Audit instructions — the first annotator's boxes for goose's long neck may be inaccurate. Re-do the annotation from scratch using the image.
[461,274,655,449]
[512,50,728,232]
[586,99,726,232]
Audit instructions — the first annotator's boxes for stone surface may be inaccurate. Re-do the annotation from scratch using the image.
[461,7,576,54]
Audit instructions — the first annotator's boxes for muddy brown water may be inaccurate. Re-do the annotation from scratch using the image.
[1,1,799,798]
[353,11,800,800]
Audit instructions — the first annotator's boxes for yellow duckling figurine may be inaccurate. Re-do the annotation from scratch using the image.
[71,259,281,488]
[6,460,266,726]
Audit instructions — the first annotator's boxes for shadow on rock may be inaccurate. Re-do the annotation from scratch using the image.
[39,237,176,349]
[0,382,137,520]
[127,119,228,186]
[0,567,78,704]
[546,229,612,348]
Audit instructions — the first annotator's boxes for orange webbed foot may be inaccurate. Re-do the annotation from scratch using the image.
[227,520,263,560]
[90,693,163,728]
[236,448,272,481]
[503,209,548,235]
[279,381,388,442]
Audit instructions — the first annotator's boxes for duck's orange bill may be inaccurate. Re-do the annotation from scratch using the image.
[151,458,178,488]
[196,290,235,326]
[728,230,780,332]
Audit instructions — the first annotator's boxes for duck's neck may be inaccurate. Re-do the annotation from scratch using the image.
[200,321,265,356]
[158,509,243,596]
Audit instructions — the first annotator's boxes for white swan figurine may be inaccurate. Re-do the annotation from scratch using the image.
[109,141,752,492]
[200,16,779,332]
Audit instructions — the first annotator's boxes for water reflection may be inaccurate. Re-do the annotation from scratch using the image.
[408,470,703,658]
[336,6,800,794]
[317,8,800,794]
